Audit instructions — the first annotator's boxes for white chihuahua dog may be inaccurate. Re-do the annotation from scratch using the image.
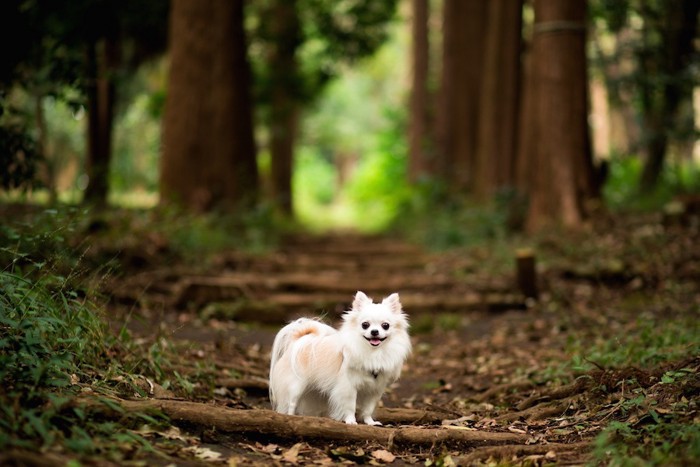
[269,291,411,425]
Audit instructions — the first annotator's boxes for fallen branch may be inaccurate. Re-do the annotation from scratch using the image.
[77,397,529,448]
[455,441,591,465]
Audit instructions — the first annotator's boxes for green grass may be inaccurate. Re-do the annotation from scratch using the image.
[0,269,129,452]
[593,413,700,466]
[567,315,699,372]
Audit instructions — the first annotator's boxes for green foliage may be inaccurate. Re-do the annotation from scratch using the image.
[0,102,40,191]
[593,419,700,466]
[293,147,338,230]
[603,157,700,211]
[0,207,200,455]
[568,315,699,372]
[295,19,411,231]
[0,206,89,274]
[160,204,284,256]
[111,93,161,194]
[390,186,511,251]
[0,268,110,450]
[249,0,399,104]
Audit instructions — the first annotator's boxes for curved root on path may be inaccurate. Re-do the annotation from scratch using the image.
[76,397,529,448]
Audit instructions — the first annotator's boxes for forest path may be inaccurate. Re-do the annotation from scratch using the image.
[105,229,696,465]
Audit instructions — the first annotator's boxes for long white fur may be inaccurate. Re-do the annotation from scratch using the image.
[268,291,411,425]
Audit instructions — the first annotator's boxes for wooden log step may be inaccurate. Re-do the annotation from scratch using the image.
[173,272,458,305]
[220,252,434,272]
[177,290,526,321]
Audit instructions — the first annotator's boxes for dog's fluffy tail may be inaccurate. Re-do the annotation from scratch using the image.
[269,318,334,409]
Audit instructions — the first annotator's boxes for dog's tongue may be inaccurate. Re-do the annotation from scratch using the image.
[369,338,382,346]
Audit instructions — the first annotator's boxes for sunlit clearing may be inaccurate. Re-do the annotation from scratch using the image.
[294,18,409,232]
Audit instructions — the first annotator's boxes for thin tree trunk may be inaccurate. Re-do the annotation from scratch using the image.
[408,0,431,182]
[160,0,258,211]
[268,0,301,216]
[437,0,488,191]
[515,37,534,195]
[473,0,523,199]
[84,39,117,207]
[639,0,700,193]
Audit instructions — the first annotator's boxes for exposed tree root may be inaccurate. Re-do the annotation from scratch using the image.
[495,396,580,423]
[0,450,72,467]
[77,397,529,448]
[472,380,535,403]
[216,377,270,392]
[455,441,591,465]
[516,378,591,410]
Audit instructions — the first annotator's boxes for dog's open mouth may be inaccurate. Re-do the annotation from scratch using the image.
[365,336,386,346]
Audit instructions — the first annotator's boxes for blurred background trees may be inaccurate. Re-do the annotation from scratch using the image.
[1,0,698,233]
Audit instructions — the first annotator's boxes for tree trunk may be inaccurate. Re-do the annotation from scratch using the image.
[437,0,488,191]
[473,0,523,199]
[267,0,301,216]
[515,37,534,195]
[525,0,595,231]
[161,0,258,212]
[408,0,431,182]
[84,39,117,207]
[639,0,700,193]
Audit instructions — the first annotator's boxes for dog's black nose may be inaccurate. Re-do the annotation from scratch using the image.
[371,329,379,336]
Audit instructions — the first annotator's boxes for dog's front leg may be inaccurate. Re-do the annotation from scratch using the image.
[357,391,382,426]
[329,384,358,424]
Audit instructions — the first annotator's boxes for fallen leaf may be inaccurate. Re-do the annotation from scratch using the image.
[186,446,223,461]
[262,443,280,454]
[283,442,303,464]
[371,449,396,463]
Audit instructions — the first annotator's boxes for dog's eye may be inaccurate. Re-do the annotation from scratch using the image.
[381,322,390,330]
[361,322,370,330]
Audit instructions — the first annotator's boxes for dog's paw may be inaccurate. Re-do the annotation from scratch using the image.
[365,419,382,426]
[344,416,358,425]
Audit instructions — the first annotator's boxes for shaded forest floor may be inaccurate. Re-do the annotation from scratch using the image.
[3,206,700,465]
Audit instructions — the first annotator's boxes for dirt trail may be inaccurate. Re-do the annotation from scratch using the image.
[106,230,697,465]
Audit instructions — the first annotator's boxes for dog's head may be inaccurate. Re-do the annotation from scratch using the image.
[343,291,409,348]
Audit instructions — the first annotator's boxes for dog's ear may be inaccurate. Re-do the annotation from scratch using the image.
[382,293,402,314]
[353,291,372,310]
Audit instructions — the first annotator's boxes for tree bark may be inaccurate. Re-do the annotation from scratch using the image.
[524,0,595,232]
[161,0,258,212]
[408,0,432,182]
[473,0,523,199]
[437,0,488,191]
